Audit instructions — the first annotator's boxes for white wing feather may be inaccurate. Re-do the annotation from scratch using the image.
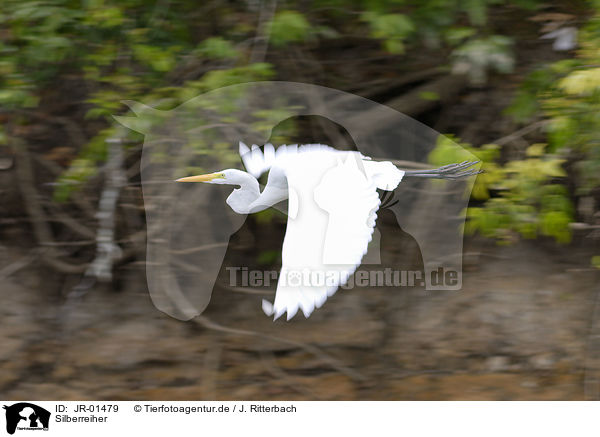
[239,142,337,179]
[261,149,404,320]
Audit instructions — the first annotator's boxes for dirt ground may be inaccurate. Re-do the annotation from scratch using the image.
[1,224,598,400]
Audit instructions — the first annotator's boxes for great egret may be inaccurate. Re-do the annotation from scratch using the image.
[177,142,480,321]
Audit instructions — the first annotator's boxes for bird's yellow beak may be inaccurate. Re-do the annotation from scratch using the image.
[175,172,224,182]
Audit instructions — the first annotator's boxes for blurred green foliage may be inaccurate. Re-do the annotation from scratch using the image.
[426,2,600,255]
[197,37,239,61]
[3,0,599,255]
[361,12,415,54]
[430,136,572,244]
[269,11,311,47]
[0,0,538,201]
[492,4,600,255]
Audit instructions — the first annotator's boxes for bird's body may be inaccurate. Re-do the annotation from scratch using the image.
[177,142,480,320]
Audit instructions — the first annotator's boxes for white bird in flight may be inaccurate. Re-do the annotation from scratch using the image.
[177,142,480,321]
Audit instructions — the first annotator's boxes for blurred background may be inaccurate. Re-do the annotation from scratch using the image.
[1,0,600,400]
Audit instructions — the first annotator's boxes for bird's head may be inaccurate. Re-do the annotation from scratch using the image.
[176,168,250,185]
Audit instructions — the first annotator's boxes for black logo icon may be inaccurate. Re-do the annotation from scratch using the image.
[3,403,50,435]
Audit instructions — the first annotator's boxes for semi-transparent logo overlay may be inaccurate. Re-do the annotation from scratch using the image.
[115,81,479,321]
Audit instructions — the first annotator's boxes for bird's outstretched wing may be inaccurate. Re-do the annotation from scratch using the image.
[261,150,403,320]
[239,142,335,179]
[239,142,275,178]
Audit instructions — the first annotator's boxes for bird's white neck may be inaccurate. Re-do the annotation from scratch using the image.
[226,173,261,214]
[226,176,288,215]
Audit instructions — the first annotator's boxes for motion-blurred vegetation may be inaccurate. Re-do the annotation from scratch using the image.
[1,0,598,260]
[430,2,600,260]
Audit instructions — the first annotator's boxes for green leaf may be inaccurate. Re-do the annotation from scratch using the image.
[444,27,476,46]
[269,11,310,47]
[559,68,600,95]
[362,12,415,54]
[197,37,239,60]
[526,143,545,157]
[540,211,572,243]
